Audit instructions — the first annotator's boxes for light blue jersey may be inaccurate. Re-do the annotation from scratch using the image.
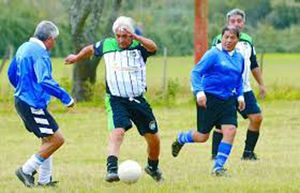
[191,46,244,100]
[8,38,73,108]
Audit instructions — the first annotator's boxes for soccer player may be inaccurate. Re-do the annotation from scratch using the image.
[171,26,245,176]
[64,16,163,183]
[211,9,266,160]
[8,21,74,187]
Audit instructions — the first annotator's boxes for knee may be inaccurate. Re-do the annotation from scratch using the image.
[112,129,125,140]
[56,135,65,147]
[222,127,236,138]
[251,114,263,124]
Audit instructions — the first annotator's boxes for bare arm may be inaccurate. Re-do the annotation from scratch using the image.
[252,67,267,99]
[124,28,157,53]
[133,34,157,53]
[64,45,94,64]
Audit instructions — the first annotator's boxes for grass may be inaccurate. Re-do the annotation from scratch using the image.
[0,54,300,192]
[0,100,300,193]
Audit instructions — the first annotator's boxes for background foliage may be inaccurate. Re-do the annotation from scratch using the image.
[1,0,300,58]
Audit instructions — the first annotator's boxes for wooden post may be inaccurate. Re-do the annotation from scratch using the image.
[194,0,208,64]
[162,47,168,93]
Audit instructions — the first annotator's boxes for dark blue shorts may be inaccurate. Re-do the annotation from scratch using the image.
[197,94,238,134]
[14,97,59,138]
[238,91,261,119]
[105,95,158,136]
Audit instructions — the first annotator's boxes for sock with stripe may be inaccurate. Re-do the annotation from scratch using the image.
[38,156,53,184]
[213,142,232,171]
[147,158,159,171]
[22,154,45,175]
[177,130,194,144]
[107,155,118,173]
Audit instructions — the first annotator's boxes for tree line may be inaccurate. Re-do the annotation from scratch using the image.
[1,0,300,58]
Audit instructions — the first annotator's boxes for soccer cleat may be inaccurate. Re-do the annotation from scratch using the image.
[105,170,120,182]
[144,166,164,183]
[211,168,229,177]
[37,177,58,187]
[15,167,35,188]
[241,151,259,160]
[171,139,184,157]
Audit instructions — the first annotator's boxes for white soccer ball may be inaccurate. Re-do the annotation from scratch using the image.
[118,160,142,184]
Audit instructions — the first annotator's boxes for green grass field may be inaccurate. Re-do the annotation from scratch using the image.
[0,54,300,193]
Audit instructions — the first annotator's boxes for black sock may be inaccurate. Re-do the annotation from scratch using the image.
[244,129,260,153]
[212,130,223,157]
[107,155,118,172]
[148,158,159,171]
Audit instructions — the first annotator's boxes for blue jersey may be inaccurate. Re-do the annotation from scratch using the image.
[191,46,244,100]
[8,38,72,108]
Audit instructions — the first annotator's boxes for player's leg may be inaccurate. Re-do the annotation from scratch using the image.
[14,98,62,187]
[242,113,262,160]
[240,91,263,160]
[104,95,131,182]
[212,124,236,176]
[37,130,64,186]
[130,96,164,182]
[172,98,214,157]
[212,96,237,176]
[143,133,164,182]
[106,127,126,182]
[211,126,223,160]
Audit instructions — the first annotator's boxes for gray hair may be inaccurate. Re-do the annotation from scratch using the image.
[34,20,59,41]
[112,16,135,35]
[226,8,246,22]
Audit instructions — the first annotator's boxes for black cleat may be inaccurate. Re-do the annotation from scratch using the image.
[144,166,164,183]
[211,168,229,177]
[105,170,120,182]
[15,167,35,188]
[37,177,58,187]
[171,139,184,157]
[241,151,259,160]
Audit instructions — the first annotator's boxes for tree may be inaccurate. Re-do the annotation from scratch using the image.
[68,0,122,101]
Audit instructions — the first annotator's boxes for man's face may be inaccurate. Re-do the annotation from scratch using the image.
[116,28,133,49]
[228,14,244,30]
[44,37,56,50]
[221,30,239,52]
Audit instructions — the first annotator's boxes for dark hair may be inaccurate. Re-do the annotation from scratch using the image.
[221,26,240,39]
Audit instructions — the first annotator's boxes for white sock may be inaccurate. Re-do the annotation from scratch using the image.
[22,154,44,175]
[38,156,53,184]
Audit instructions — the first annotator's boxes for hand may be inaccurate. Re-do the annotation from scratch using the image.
[259,85,267,99]
[64,54,78,65]
[197,94,207,108]
[238,100,245,111]
[122,27,138,40]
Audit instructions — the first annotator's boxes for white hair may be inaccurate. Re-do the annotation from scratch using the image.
[112,16,135,35]
[34,20,59,41]
[226,8,246,22]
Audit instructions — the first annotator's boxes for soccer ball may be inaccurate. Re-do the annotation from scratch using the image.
[118,160,142,184]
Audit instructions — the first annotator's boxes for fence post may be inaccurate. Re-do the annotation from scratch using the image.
[259,49,265,74]
[162,47,168,94]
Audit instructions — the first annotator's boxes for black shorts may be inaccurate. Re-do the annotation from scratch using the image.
[105,95,158,136]
[197,94,237,134]
[14,97,59,138]
[238,91,262,119]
